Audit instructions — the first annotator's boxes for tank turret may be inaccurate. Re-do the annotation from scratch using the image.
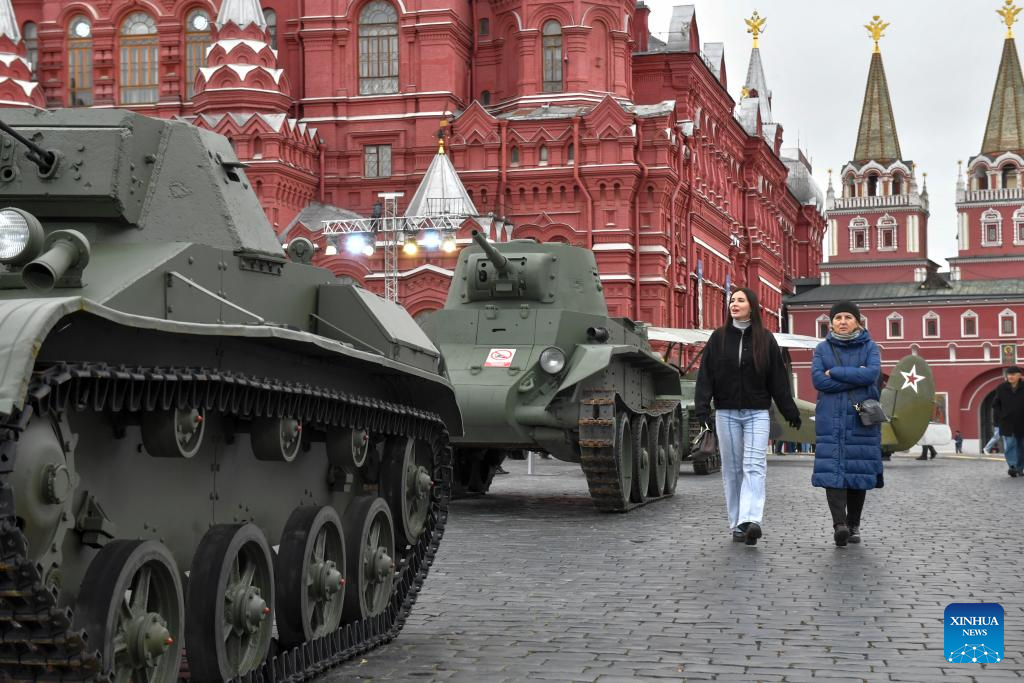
[0,110,459,682]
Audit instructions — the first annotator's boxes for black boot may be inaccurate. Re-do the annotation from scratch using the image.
[833,524,849,547]
[744,522,762,546]
[915,455,928,461]
[848,526,861,544]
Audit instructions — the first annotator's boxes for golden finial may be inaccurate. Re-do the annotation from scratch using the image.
[745,11,767,49]
[741,86,750,98]
[998,0,1021,38]
[865,15,890,53]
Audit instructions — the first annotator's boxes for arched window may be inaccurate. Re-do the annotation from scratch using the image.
[981,208,1003,247]
[948,344,957,361]
[849,217,869,252]
[816,314,830,339]
[844,174,855,198]
[922,311,940,338]
[263,8,278,50]
[480,90,491,106]
[68,16,93,106]
[119,12,159,104]
[999,308,1017,336]
[542,21,563,93]
[185,9,212,100]
[539,145,548,166]
[867,173,879,197]
[1002,163,1019,189]
[887,312,903,340]
[974,166,989,190]
[892,173,903,195]
[961,310,978,337]
[358,1,399,95]
[877,214,897,250]
[23,22,37,76]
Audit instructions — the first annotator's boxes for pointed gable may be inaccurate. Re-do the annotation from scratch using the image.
[405,148,478,218]
[982,36,1024,155]
[583,95,632,139]
[853,51,902,164]
[0,0,19,43]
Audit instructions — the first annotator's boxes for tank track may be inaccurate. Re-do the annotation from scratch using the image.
[0,361,453,683]
[578,388,679,512]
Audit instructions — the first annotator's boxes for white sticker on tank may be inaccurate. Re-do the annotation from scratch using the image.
[484,348,516,367]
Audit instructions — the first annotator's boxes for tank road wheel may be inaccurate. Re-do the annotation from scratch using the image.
[185,524,275,682]
[664,410,682,494]
[630,415,651,503]
[610,411,634,508]
[342,497,396,621]
[74,540,184,683]
[649,416,668,497]
[251,416,302,462]
[382,437,433,547]
[141,407,205,458]
[275,506,347,648]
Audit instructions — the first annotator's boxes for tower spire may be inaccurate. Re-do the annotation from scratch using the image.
[982,1,1024,155]
[853,16,902,164]
[217,0,267,29]
[0,0,20,44]
[0,0,45,108]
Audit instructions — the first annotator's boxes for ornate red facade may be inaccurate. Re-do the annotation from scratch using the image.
[5,0,824,331]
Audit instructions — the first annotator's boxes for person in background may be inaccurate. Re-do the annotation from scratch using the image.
[811,301,883,547]
[993,366,1024,477]
[694,288,801,546]
[954,430,963,454]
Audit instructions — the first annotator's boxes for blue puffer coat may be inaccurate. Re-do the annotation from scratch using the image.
[811,330,883,490]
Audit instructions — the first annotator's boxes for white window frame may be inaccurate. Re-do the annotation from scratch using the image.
[815,314,830,339]
[999,308,1017,337]
[877,214,898,251]
[849,217,869,252]
[1015,206,1024,246]
[961,310,979,337]
[887,312,904,340]
[981,208,1003,247]
[922,311,940,339]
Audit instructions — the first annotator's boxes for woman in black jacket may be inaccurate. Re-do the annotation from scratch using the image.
[694,288,801,545]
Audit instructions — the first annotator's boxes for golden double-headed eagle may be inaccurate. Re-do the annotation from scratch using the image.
[744,11,766,48]
[864,15,889,53]
[998,0,1022,38]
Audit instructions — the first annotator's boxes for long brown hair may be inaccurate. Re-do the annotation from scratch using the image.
[718,287,771,374]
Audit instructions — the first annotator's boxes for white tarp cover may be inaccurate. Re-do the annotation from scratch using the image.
[648,327,821,350]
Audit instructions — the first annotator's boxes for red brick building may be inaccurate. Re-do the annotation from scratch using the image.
[787,15,1024,451]
[3,0,824,329]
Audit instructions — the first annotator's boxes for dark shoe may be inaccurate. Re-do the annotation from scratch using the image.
[848,526,861,544]
[834,524,850,547]
[929,453,936,459]
[744,522,762,546]
[495,465,509,475]
[915,455,928,461]
[1009,468,1019,478]
[732,529,746,542]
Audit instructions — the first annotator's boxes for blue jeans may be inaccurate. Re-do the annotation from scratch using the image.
[1005,435,1021,471]
[715,409,771,529]
[985,428,1001,452]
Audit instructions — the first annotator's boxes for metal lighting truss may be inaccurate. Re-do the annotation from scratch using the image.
[321,193,473,303]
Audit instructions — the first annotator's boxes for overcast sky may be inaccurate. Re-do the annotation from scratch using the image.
[647,0,1009,268]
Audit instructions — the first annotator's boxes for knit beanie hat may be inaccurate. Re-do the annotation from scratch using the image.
[829,300,861,322]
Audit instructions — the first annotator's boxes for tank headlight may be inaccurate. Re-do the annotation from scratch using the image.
[0,207,45,266]
[539,347,567,375]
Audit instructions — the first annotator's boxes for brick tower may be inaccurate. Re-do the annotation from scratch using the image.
[822,16,932,285]
[952,0,1024,282]
[0,0,44,108]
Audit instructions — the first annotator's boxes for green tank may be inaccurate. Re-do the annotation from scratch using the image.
[0,109,460,682]
[421,231,684,512]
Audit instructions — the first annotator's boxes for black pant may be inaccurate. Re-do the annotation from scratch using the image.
[921,445,937,458]
[826,488,866,528]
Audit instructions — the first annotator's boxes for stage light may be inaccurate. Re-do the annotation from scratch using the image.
[441,233,458,253]
[420,230,441,249]
[324,244,338,256]
[345,232,372,255]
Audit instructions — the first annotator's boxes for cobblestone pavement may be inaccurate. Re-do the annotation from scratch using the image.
[322,453,1023,682]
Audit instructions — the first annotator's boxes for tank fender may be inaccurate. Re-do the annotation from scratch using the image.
[0,297,462,434]
[554,344,622,394]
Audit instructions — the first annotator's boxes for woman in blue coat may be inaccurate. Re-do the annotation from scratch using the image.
[811,301,882,547]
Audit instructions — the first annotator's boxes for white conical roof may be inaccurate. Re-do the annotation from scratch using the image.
[404,148,478,218]
[217,0,267,29]
[0,0,21,43]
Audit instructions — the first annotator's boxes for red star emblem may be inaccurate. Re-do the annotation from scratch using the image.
[900,365,923,393]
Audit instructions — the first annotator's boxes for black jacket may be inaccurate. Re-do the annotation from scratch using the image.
[993,381,1024,438]
[694,324,800,424]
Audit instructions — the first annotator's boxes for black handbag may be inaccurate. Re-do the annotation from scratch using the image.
[691,424,718,459]
[828,344,889,427]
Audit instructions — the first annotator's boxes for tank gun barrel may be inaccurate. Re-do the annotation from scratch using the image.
[0,118,57,175]
[470,230,509,273]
